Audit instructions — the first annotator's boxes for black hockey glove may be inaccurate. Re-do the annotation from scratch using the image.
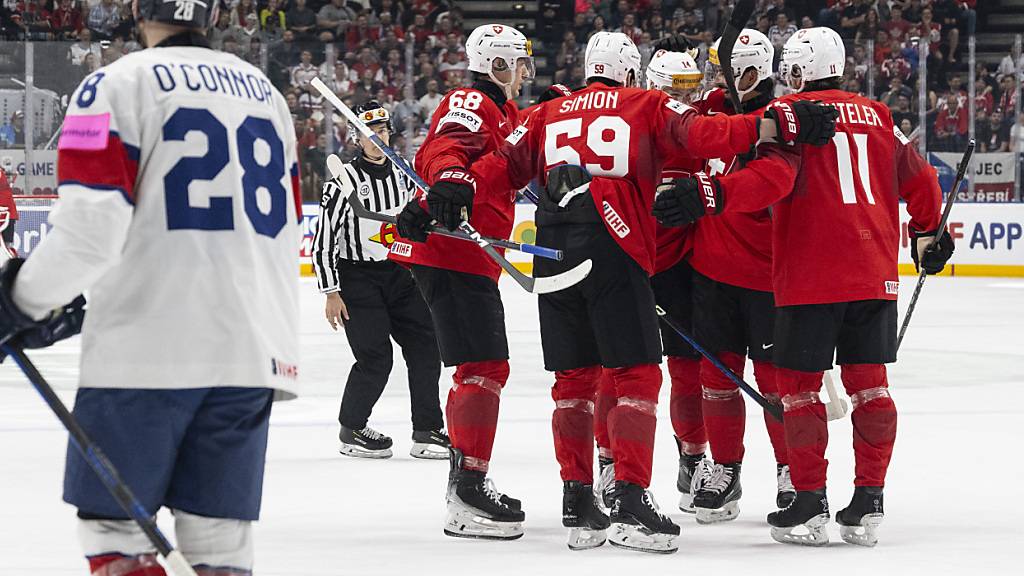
[427,167,476,231]
[537,84,573,103]
[910,229,955,275]
[652,172,724,228]
[765,100,838,146]
[396,199,432,243]
[0,259,86,358]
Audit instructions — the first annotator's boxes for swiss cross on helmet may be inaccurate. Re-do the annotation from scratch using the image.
[466,24,535,99]
[137,0,219,30]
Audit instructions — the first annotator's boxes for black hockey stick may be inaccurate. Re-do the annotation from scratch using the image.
[1,345,198,576]
[717,0,757,116]
[655,306,783,422]
[896,139,975,351]
[328,157,562,261]
[313,78,592,294]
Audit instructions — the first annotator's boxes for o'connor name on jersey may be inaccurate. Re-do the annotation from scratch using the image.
[151,63,275,106]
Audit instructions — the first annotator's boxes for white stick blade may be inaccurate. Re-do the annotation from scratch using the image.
[326,154,344,179]
[530,259,592,294]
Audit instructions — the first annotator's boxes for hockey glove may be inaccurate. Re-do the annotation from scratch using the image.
[910,229,954,275]
[653,34,698,59]
[765,100,838,146]
[428,167,476,231]
[538,84,573,103]
[396,199,432,243]
[0,259,86,356]
[652,172,723,228]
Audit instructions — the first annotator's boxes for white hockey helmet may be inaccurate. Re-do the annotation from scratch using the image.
[466,24,535,98]
[780,27,846,92]
[706,28,774,99]
[585,31,642,87]
[645,49,703,102]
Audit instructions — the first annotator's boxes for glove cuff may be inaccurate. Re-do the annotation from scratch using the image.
[766,102,799,143]
[694,172,723,215]
[435,167,476,189]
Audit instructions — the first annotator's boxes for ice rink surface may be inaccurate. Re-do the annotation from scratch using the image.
[1,276,1022,575]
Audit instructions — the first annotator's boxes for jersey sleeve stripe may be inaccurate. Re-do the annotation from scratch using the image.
[290,162,301,223]
[56,132,139,205]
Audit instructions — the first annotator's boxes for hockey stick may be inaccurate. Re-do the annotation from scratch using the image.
[896,139,975,351]
[326,155,562,261]
[823,371,848,421]
[313,77,591,294]
[1,345,198,576]
[655,305,783,422]
[717,0,757,116]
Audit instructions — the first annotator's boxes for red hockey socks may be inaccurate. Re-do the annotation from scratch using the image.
[667,356,705,454]
[777,366,828,491]
[551,366,601,482]
[700,352,746,464]
[840,364,897,488]
[88,554,166,576]
[753,360,788,465]
[447,359,510,472]
[593,368,616,458]
[606,364,662,487]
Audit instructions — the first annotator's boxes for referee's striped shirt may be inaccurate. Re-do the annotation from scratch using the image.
[311,155,415,293]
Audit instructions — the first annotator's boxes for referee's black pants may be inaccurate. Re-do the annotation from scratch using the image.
[337,260,443,432]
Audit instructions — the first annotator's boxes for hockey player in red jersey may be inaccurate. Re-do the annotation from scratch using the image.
[473,31,837,553]
[683,29,794,524]
[392,23,533,541]
[591,47,709,516]
[653,27,953,547]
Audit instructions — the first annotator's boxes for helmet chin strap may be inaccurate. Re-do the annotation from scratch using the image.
[488,68,515,100]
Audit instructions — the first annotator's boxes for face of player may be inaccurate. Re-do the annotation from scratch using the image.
[359,123,390,160]
[787,64,804,92]
[492,58,534,98]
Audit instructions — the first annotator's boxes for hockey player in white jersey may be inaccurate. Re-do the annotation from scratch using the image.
[0,1,300,574]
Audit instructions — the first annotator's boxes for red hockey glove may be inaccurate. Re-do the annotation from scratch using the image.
[765,100,838,146]
[428,167,476,232]
[652,172,723,227]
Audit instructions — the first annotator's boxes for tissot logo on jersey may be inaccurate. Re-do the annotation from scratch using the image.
[885,281,899,295]
[437,108,483,132]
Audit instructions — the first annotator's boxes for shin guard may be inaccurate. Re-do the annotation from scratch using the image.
[447,360,510,472]
[753,361,788,465]
[841,364,897,488]
[552,366,601,482]
[777,367,828,491]
[700,353,746,464]
[594,368,616,459]
[667,356,705,455]
[607,364,662,487]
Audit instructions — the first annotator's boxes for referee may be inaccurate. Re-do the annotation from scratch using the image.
[311,101,448,460]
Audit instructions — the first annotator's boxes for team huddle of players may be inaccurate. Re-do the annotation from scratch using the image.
[390,23,954,554]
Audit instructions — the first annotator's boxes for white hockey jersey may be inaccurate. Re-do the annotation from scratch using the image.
[12,44,301,397]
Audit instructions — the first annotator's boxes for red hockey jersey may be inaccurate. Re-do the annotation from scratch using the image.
[474,82,761,276]
[717,89,942,306]
[0,168,17,221]
[388,86,520,280]
[688,88,773,292]
[653,151,702,274]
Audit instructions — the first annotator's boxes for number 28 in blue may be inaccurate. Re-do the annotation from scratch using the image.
[163,108,288,238]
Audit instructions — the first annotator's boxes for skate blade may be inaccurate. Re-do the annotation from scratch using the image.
[444,504,524,541]
[839,513,883,547]
[678,492,695,514]
[409,443,449,460]
[695,501,739,524]
[567,527,606,551]
[607,523,678,554]
[339,443,392,459]
[770,513,830,547]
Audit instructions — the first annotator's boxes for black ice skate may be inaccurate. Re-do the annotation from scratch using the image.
[410,429,450,460]
[836,486,884,547]
[594,456,615,510]
[693,462,742,524]
[338,425,393,459]
[444,449,525,540]
[776,464,796,509]
[675,439,707,513]
[767,489,830,546]
[608,482,680,554]
[563,481,610,551]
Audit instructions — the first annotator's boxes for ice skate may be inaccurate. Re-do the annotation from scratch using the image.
[674,441,707,513]
[693,462,742,524]
[444,449,525,540]
[836,486,884,547]
[409,429,450,459]
[338,426,393,459]
[608,482,680,554]
[776,464,796,509]
[594,456,615,510]
[563,481,610,550]
[768,489,830,546]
